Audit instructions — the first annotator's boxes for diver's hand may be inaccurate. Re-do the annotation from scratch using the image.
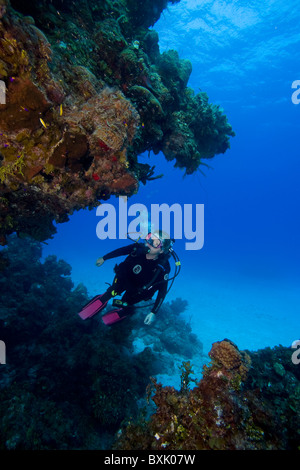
[96,257,105,267]
[144,312,155,325]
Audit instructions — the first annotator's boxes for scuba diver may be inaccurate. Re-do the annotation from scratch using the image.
[78,231,181,326]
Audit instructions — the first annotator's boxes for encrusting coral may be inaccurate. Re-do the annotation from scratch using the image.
[114,339,300,450]
[0,0,235,244]
[207,338,251,385]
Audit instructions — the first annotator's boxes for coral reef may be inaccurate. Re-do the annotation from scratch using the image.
[0,0,234,244]
[0,240,298,451]
[114,339,300,450]
[0,235,202,449]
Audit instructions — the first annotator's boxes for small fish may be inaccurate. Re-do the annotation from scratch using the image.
[39,118,47,128]
[92,173,100,181]
[59,104,63,116]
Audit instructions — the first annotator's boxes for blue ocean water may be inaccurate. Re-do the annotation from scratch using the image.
[43,0,300,355]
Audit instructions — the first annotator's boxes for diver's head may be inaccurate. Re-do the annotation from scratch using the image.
[145,230,172,254]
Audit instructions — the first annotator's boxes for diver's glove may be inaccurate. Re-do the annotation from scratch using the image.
[144,312,155,325]
[96,257,105,267]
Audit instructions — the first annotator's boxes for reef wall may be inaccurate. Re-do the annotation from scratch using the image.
[0,235,205,449]
[0,0,234,244]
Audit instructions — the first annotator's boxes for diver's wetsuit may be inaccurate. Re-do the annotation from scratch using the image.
[101,243,171,315]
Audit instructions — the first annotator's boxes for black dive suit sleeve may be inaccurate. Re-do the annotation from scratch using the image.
[152,281,168,314]
[102,244,135,261]
[152,261,171,314]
